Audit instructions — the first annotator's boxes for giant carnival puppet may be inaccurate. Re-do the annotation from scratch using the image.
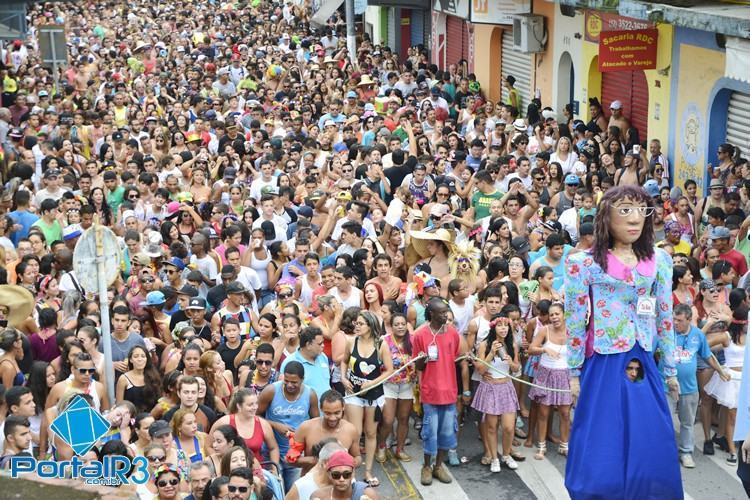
[563,185,683,499]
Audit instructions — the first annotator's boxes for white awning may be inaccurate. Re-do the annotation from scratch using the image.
[726,37,750,84]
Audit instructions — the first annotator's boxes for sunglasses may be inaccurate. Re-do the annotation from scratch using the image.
[146,455,165,462]
[256,359,273,366]
[279,292,293,299]
[330,470,353,480]
[77,368,96,375]
[342,168,352,173]
[141,278,155,284]
[228,485,249,493]
[157,478,179,487]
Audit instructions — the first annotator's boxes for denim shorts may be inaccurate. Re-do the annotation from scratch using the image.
[421,403,458,456]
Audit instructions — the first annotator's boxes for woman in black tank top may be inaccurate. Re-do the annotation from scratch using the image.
[341,311,394,487]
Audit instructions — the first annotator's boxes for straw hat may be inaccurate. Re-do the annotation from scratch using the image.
[133,40,151,53]
[406,228,456,266]
[358,74,375,87]
[0,285,34,327]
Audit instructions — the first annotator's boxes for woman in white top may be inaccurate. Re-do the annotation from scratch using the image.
[704,305,747,463]
[549,136,578,176]
[471,315,522,473]
[294,253,321,309]
[527,302,572,459]
[246,228,273,308]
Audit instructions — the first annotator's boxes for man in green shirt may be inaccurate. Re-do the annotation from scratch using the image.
[31,199,63,243]
[471,170,503,220]
[103,170,125,215]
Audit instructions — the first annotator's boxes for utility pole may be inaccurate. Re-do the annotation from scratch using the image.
[345,0,356,62]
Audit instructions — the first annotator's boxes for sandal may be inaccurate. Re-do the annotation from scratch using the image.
[365,472,380,487]
[510,451,526,462]
[534,442,546,460]
[558,442,569,457]
[481,455,493,465]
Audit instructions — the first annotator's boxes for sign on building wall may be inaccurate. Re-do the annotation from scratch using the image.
[585,10,653,43]
[470,0,530,25]
[433,0,469,19]
[598,29,658,72]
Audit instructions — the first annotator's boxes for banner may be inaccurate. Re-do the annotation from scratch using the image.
[598,29,658,73]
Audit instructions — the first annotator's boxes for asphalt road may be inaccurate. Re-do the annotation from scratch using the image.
[367,408,748,500]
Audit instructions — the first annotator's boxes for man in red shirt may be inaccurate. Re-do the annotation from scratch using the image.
[711,227,748,283]
[412,297,470,486]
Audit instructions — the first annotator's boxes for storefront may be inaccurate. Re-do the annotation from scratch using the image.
[601,70,650,139]
[366,0,429,56]
[432,0,471,70]
[587,11,657,140]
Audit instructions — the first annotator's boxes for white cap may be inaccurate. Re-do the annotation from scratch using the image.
[610,100,622,110]
[324,119,336,128]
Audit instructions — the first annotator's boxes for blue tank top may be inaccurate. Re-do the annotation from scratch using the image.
[266,380,310,455]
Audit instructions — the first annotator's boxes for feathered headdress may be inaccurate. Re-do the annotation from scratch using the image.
[449,239,481,280]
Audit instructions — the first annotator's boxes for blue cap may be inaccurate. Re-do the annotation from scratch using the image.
[564,174,580,185]
[161,256,186,271]
[643,179,660,198]
[145,291,166,306]
[346,90,357,99]
[333,142,348,153]
[709,226,731,240]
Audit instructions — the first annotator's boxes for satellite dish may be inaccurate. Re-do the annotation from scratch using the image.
[73,224,122,293]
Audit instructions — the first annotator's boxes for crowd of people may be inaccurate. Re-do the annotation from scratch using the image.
[0,0,748,499]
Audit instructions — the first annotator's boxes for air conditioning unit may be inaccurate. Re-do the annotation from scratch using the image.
[513,14,545,53]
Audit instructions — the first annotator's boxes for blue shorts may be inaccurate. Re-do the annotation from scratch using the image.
[421,403,458,456]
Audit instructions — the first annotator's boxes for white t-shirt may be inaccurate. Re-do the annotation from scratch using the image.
[190,254,219,282]
[220,265,262,292]
[558,206,579,242]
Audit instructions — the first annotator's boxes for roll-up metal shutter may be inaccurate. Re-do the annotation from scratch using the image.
[387,7,397,51]
[727,91,750,159]
[446,15,464,67]
[501,29,532,114]
[630,70,649,141]
[411,9,425,47]
[602,70,649,140]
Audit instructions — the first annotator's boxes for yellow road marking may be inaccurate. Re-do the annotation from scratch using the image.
[379,453,422,500]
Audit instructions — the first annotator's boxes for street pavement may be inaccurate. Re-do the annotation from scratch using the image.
[367,407,747,500]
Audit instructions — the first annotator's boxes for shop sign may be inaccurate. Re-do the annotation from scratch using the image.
[598,29,658,72]
[433,0,470,20]
[585,10,653,43]
[470,0,530,25]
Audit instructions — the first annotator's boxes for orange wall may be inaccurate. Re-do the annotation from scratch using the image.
[472,24,503,103]
[533,0,555,106]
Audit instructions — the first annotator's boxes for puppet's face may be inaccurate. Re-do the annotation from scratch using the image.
[609,197,648,245]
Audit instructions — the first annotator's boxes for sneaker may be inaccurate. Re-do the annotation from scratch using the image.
[395,449,412,462]
[490,458,501,473]
[727,454,738,465]
[713,434,729,451]
[446,449,460,466]
[376,446,387,463]
[703,440,715,455]
[502,455,519,470]
[432,464,453,483]
[421,465,433,485]
[680,454,695,468]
